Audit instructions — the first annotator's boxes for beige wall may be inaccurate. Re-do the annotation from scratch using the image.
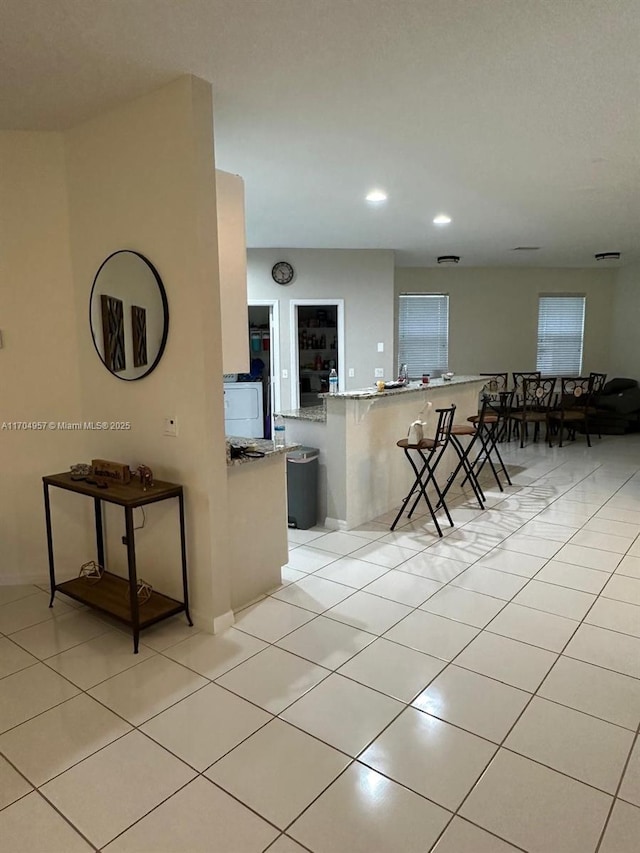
[63,76,230,627]
[248,249,395,411]
[395,267,616,378]
[610,263,640,379]
[217,170,250,375]
[0,132,91,583]
[2,77,232,629]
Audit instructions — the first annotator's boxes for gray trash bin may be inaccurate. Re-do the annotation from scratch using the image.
[287,447,319,529]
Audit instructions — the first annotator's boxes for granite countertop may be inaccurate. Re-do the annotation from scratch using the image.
[226,437,301,467]
[321,375,485,400]
[280,405,327,423]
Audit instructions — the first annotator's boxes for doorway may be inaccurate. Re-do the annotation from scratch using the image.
[248,300,280,438]
[290,299,345,410]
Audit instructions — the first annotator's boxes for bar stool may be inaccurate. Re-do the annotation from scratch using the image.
[464,391,514,491]
[390,405,456,537]
[439,400,495,510]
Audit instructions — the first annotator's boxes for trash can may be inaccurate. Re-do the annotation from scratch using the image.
[286,447,319,529]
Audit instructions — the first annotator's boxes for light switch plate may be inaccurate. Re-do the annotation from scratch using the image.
[282,369,288,379]
[377,342,384,352]
[348,368,355,378]
[375,368,384,378]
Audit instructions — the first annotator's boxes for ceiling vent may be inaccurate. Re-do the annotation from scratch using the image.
[595,252,621,261]
[512,246,541,251]
[437,255,460,264]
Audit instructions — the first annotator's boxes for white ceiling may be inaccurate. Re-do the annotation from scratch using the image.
[2,0,639,267]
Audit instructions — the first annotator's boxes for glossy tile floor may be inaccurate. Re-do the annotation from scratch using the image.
[2,438,640,852]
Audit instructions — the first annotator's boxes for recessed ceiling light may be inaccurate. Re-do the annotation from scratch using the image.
[433,214,452,225]
[595,252,620,261]
[366,190,387,202]
[437,255,460,264]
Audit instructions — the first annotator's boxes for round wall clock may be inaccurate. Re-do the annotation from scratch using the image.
[271,261,295,285]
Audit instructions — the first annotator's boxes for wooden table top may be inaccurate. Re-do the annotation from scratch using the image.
[43,471,182,507]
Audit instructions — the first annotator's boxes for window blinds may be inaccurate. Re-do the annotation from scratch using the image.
[398,294,449,377]
[536,295,585,376]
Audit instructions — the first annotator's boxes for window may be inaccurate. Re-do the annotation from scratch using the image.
[398,294,449,378]
[536,295,585,376]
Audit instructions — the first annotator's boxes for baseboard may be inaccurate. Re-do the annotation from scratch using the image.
[189,607,235,634]
[324,517,348,531]
[0,573,49,586]
[190,608,235,635]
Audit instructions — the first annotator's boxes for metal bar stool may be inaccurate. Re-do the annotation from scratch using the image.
[439,400,497,510]
[462,391,515,492]
[390,405,456,536]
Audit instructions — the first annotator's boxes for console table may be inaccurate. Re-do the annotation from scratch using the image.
[43,471,192,653]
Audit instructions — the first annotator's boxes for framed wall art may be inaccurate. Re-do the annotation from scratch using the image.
[131,305,148,368]
[100,294,126,372]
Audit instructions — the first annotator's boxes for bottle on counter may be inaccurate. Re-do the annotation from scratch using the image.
[273,414,286,448]
[329,368,338,395]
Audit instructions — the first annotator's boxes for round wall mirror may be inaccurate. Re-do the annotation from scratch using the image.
[89,250,169,380]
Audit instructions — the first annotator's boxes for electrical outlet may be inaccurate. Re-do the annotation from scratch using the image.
[375,368,384,378]
[164,417,178,437]
[377,342,384,352]
[282,369,288,379]
[348,368,355,378]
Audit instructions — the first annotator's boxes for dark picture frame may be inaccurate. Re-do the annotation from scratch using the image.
[100,294,126,372]
[131,305,148,368]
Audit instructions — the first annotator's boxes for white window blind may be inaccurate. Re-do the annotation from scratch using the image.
[398,294,449,378]
[536,295,585,376]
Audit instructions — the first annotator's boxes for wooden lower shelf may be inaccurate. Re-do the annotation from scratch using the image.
[56,571,185,629]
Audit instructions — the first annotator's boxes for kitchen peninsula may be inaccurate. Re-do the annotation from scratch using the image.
[282,376,486,530]
[226,437,298,609]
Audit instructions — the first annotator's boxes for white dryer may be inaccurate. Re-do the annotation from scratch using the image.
[223,381,264,438]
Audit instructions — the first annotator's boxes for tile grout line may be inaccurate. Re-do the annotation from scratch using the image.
[357,447,640,849]
[2,441,640,850]
[593,724,640,853]
[3,453,626,825]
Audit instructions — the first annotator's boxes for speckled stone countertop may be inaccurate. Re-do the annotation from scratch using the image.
[226,437,301,467]
[321,375,484,400]
[280,405,327,423]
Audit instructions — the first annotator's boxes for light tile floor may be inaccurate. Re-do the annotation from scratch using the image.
[2,437,640,851]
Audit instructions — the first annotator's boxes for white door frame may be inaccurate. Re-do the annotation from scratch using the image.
[289,299,345,411]
[248,299,281,417]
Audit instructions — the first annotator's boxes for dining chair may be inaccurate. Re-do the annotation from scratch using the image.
[509,376,556,448]
[548,377,593,447]
[589,372,607,440]
[509,372,541,441]
[512,372,542,407]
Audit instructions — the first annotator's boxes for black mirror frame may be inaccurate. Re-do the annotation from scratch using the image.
[89,249,169,381]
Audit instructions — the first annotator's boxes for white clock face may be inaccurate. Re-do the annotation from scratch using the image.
[272,261,294,285]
